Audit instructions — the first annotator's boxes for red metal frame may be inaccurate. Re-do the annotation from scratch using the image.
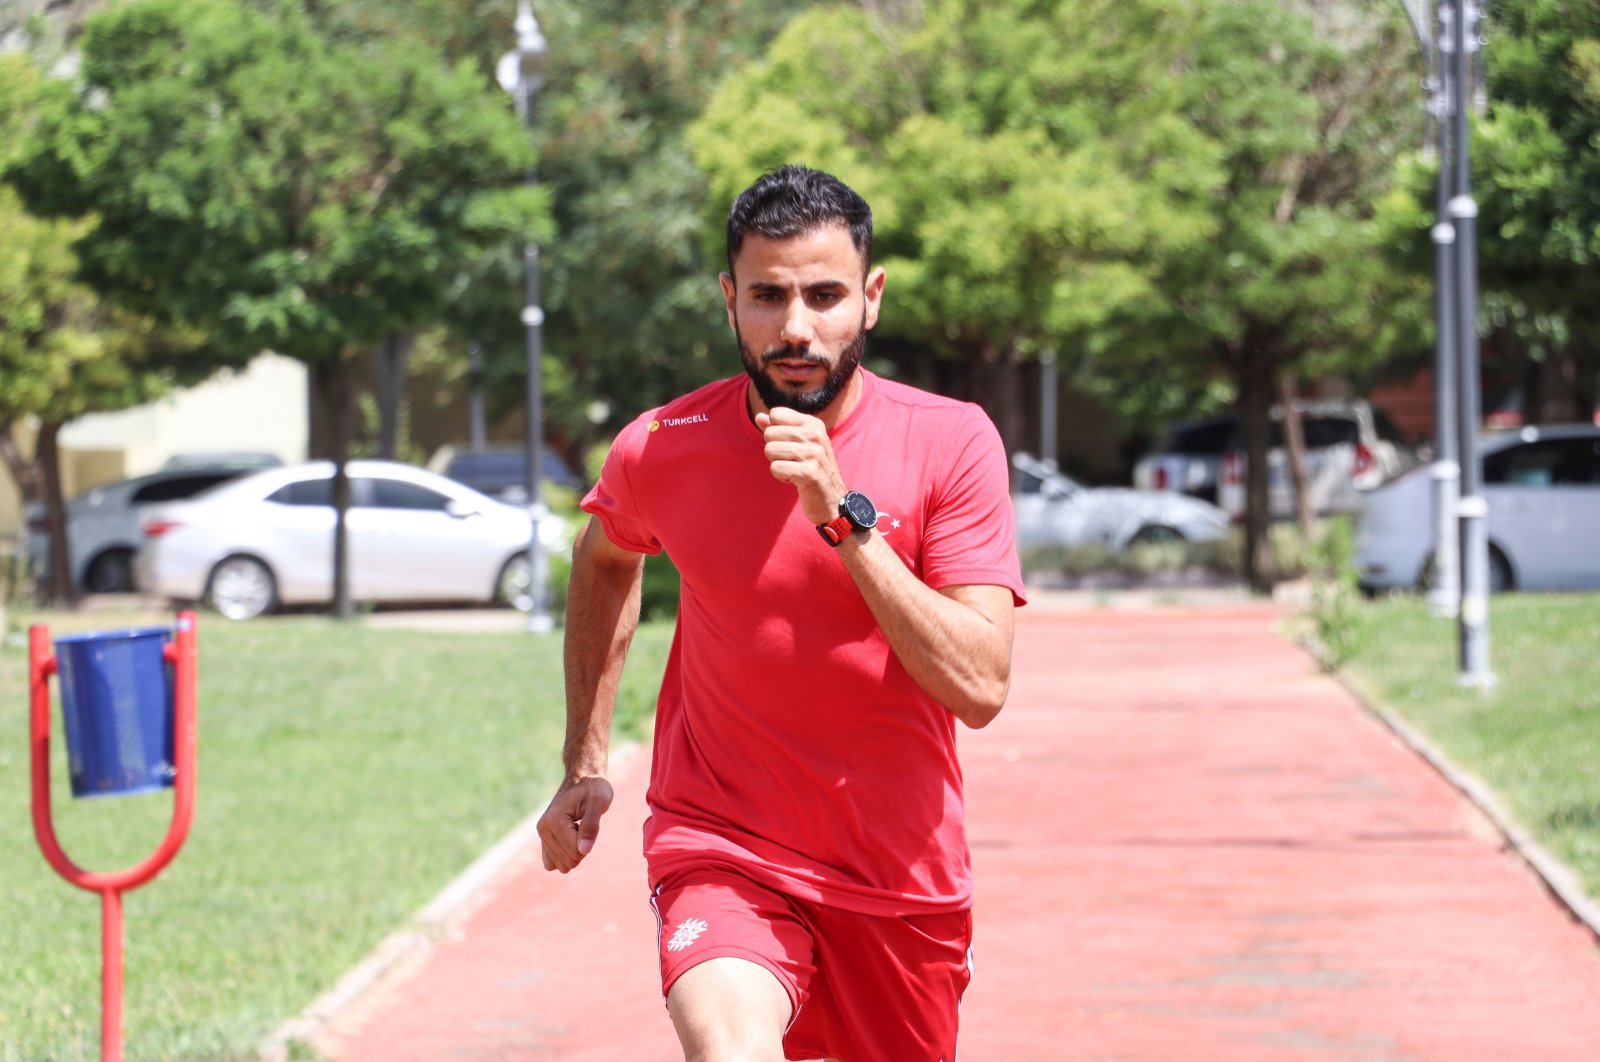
[30,611,198,1062]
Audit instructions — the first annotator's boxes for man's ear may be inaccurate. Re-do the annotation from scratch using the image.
[719,272,737,331]
[862,266,886,330]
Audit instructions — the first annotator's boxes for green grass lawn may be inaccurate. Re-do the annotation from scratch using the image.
[0,608,672,1062]
[1340,592,1600,898]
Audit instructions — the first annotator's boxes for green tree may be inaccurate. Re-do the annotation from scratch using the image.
[0,51,212,604]
[538,1,816,444]
[1471,0,1600,421]
[1093,0,1424,587]
[286,0,814,474]
[692,0,1420,589]
[6,0,543,617]
[690,0,1223,453]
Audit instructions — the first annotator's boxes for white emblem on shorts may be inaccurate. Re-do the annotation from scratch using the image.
[666,918,709,952]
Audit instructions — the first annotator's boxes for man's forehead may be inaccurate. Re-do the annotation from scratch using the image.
[731,224,866,282]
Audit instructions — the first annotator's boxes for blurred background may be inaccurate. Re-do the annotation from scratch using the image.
[2,0,1596,610]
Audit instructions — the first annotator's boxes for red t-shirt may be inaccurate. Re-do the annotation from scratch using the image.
[581,370,1026,915]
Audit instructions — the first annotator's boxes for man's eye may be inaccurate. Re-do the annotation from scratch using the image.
[753,292,783,303]
[810,291,841,305]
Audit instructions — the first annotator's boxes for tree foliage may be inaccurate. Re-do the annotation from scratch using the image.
[537,0,817,446]
[1099,1,1421,394]
[275,0,814,468]
[1467,0,1600,420]
[9,0,542,362]
[0,50,209,602]
[691,0,1225,447]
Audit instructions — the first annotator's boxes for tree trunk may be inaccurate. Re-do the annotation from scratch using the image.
[1239,352,1276,595]
[0,419,44,511]
[316,357,356,620]
[0,421,46,605]
[1530,342,1586,425]
[1277,371,1315,540]
[38,422,74,606]
[998,344,1024,460]
[967,342,1024,460]
[373,330,415,460]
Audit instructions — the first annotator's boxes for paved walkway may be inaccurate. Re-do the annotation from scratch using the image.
[304,601,1600,1060]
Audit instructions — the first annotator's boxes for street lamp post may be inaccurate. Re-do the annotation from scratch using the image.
[1399,0,1461,620]
[1447,0,1493,687]
[498,1,553,634]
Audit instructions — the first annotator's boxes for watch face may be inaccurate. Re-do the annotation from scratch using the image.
[841,491,878,530]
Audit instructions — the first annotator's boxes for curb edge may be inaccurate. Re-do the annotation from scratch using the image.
[1303,633,1600,946]
[255,742,642,1062]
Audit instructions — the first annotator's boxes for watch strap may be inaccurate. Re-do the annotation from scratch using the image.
[817,514,854,547]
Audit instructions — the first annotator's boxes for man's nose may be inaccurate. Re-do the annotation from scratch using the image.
[779,298,816,348]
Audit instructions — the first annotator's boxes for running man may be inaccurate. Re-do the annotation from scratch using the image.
[538,164,1025,1061]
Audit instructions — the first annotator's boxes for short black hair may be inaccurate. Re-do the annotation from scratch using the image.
[725,164,873,276]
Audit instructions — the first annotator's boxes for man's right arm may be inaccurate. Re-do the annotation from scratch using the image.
[537,516,646,873]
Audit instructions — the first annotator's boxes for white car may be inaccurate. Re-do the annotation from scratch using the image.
[134,460,549,619]
[1217,399,1411,519]
[1013,453,1230,552]
[1355,423,1600,593]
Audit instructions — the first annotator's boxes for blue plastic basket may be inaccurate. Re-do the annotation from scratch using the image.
[53,626,176,799]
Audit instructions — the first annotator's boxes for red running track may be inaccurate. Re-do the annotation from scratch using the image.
[315,602,1600,1061]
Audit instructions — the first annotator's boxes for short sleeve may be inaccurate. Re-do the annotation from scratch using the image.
[920,408,1027,605]
[580,415,663,555]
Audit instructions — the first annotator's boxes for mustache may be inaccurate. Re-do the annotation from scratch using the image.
[759,346,828,366]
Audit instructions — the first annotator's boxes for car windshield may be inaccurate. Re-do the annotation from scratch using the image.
[1298,417,1361,448]
[1231,416,1361,449]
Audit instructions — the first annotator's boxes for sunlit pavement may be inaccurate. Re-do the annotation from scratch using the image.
[301,595,1600,1061]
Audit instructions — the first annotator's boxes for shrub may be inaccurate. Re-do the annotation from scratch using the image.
[547,546,681,622]
[1308,517,1363,669]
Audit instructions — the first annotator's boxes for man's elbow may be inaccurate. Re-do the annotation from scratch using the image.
[952,674,1010,729]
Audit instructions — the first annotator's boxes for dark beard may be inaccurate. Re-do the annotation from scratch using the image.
[737,316,867,416]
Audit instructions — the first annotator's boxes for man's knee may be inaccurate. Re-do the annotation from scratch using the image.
[667,956,792,1062]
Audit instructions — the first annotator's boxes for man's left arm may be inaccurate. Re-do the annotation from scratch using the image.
[758,407,1016,728]
[839,538,1014,728]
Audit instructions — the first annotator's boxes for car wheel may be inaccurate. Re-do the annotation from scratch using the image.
[207,556,277,620]
[84,549,136,594]
[1129,525,1185,547]
[1420,547,1515,594]
[1487,547,1513,594]
[496,553,533,612]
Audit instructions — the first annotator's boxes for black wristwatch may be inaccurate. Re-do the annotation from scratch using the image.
[817,490,878,546]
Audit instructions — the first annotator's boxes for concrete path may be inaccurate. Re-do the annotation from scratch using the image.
[307,601,1600,1060]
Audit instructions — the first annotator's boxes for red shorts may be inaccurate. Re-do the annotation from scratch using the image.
[651,865,973,1062]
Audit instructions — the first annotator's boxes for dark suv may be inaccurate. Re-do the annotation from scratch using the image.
[432,446,582,504]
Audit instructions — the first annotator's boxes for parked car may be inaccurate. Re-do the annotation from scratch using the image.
[1013,452,1230,552]
[1216,399,1411,520]
[24,466,266,593]
[134,460,551,619]
[1355,423,1600,594]
[1132,415,1237,505]
[429,445,583,504]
